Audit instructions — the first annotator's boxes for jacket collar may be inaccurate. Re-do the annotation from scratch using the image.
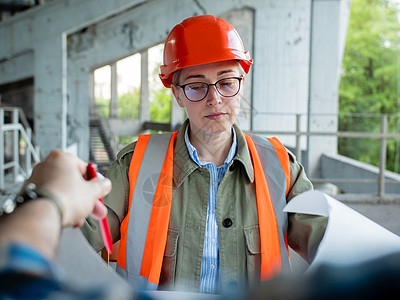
[173,120,254,187]
[232,123,255,183]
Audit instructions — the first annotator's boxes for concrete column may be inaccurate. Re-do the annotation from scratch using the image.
[67,63,90,159]
[251,1,311,149]
[221,9,254,131]
[140,50,149,122]
[34,34,67,156]
[306,0,351,178]
[110,62,118,118]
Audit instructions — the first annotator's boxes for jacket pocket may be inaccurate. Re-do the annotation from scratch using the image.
[244,225,261,285]
[159,229,179,289]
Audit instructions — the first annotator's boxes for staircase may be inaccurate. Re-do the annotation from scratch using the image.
[89,117,116,174]
[0,107,41,199]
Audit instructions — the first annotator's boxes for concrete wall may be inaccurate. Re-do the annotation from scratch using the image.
[321,153,400,194]
[0,0,351,166]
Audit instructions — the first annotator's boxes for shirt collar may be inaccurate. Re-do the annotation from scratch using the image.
[184,125,237,168]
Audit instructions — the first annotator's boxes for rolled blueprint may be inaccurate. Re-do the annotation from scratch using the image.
[284,190,400,271]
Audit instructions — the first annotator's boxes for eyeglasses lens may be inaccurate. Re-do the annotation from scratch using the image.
[183,78,240,102]
[184,83,208,102]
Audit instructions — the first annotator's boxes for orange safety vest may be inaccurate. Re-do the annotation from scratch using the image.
[116,131,290,289]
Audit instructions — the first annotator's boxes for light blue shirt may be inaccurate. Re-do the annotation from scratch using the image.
[184,126,237,293]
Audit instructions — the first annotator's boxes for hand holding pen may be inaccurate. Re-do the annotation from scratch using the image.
[86,163,113,254]
[25,151,110,227]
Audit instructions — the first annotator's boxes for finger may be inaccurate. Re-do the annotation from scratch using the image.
[74,219,85,228]
[75,158,89,178]
[91,200,108,220]
[89,177,112,199]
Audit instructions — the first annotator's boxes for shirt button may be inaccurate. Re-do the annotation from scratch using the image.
[211,264,216,269]
[228,281,238,289]
[229,163,236,172]
[211,238,216,243]
[223,218,233,228]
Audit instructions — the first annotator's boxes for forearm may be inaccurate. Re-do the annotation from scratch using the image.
[285,150,327,263]
[0,198,61,260]
[288,213,328,263]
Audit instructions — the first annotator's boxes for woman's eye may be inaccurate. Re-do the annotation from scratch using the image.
[219,80,235,88]
[188,84,205,91]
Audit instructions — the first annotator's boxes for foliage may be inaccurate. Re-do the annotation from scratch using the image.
[94,88,140,119]
[94,97,110,118]
[338,0,400,171]
[118,90,140,119]
[150,88,172,122]
[96,87,172,147]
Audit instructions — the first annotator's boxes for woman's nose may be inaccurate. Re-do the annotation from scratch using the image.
[206,85,222,105]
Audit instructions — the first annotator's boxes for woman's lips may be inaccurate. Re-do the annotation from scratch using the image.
[205,112,226,120]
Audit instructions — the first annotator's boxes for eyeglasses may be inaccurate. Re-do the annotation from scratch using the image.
[176,77,243,102]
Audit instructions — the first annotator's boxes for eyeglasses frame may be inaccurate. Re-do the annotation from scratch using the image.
[176,76,244,102]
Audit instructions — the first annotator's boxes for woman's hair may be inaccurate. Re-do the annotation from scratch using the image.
[172,69,182,86]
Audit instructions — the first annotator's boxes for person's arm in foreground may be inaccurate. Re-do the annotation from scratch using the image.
[0,150,111,260]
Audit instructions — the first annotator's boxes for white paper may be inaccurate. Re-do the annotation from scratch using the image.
[58,228,130,290]
[284,190,400,270]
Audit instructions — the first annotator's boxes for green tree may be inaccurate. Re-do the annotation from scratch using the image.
[94,97,110,118]
[118,89,140,119]
[150,88,172,122]
[339,0,400,171]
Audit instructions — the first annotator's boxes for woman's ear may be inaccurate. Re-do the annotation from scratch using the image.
[171,85,185,108]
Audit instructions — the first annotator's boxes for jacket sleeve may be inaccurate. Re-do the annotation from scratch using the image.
[80,145,134,252]
[286,150,329,264]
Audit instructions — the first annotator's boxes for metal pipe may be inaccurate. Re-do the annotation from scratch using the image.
[295,114,302,163]
[12,109,19,182]
[379,115,388,197]
[0,109,4,190]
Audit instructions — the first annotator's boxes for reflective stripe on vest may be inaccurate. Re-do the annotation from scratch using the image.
[245,133,291,273]
[117,132,177,289]
[117,132,290,288]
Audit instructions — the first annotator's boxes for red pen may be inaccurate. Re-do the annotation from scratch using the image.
[86,163,113,254]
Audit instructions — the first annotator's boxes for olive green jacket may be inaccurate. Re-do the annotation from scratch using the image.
[81,120,327,292]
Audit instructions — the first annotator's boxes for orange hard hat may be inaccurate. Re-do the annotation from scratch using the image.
[159,15,253,88]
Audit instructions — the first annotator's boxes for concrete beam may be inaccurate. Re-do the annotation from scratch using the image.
[0,50,33,85]
[0,0,146,59]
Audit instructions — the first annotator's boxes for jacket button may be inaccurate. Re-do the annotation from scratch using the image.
[229,163,235,172]
[223,218,233,228]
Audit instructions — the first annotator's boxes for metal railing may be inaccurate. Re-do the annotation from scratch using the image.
[0,107,41,190]
[248,113,400,197]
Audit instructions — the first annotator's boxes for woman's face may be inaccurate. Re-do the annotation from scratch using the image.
[171,60,244,138]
